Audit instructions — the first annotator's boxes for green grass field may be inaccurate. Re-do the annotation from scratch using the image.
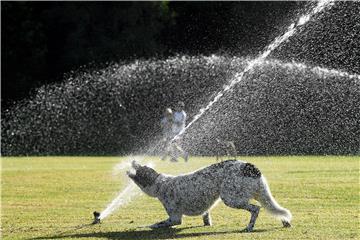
[1,156,359,240]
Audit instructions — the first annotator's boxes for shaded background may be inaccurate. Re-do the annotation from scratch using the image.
[2,1,306,107]
[2,1,360,156]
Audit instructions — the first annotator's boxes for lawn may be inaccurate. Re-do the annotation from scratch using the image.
[1,156,359,240]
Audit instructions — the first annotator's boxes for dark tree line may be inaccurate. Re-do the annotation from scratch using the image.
[2,1,304,108]
[2,1,172,108]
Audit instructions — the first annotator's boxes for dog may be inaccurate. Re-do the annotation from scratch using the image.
[127,160,292,231]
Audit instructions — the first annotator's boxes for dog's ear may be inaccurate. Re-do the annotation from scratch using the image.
[132,160,141,170]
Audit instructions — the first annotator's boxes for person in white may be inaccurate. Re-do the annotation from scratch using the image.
[161,108,173,139]
[171,101,189,162]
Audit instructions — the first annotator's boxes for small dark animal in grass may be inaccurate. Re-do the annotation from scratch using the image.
[127,160,292,231]
[215,138,237,162]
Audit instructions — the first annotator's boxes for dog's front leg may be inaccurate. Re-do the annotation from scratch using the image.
[149,214,182,229]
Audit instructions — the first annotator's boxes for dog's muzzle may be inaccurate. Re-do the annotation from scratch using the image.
[126,168,137,178]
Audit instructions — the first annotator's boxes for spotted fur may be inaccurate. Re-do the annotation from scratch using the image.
[129,165,159,188]
[127,160,292,231]
[242,163,261,178]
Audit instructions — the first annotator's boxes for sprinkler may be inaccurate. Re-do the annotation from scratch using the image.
[92,211,101,224]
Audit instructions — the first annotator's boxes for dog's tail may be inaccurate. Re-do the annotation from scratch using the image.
[257,175,292,223]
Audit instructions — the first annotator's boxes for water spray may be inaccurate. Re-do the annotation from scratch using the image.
[263,58,360,81]
[90,0,334,226]
[171,0,334,143]
[91,158,154,224]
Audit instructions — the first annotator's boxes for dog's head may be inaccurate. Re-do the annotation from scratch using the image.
[127,161,160,196]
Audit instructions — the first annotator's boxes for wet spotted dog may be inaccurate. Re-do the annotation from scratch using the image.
[127,160,292,231]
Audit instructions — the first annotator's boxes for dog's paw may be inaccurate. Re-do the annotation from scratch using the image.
[243,226,254,232]
[282,220,291,228]
[149,224,161,229]
[149,222,171,229]
[203,219,212,226]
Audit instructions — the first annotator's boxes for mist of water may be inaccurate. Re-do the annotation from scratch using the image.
[173,0,334,142]
[264,59,360,81]
[99,158,154,221]
[98,1,337,221]
[99,180,140,220]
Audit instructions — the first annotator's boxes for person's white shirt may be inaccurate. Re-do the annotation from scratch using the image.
[172,110,187,136]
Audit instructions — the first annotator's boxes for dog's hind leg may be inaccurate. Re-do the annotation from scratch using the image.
[221,186,260,232]
[202,212,212,226]
[238,203,260,232]
[222,197,260,232]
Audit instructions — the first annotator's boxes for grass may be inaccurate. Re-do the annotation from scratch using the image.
[1,156,359,240]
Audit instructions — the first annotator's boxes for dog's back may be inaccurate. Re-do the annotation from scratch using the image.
[157,160,260,216]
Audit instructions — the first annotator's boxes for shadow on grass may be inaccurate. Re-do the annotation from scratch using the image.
[31,225,281,240]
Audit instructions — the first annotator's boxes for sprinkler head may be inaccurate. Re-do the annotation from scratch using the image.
[92,211,101,224]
